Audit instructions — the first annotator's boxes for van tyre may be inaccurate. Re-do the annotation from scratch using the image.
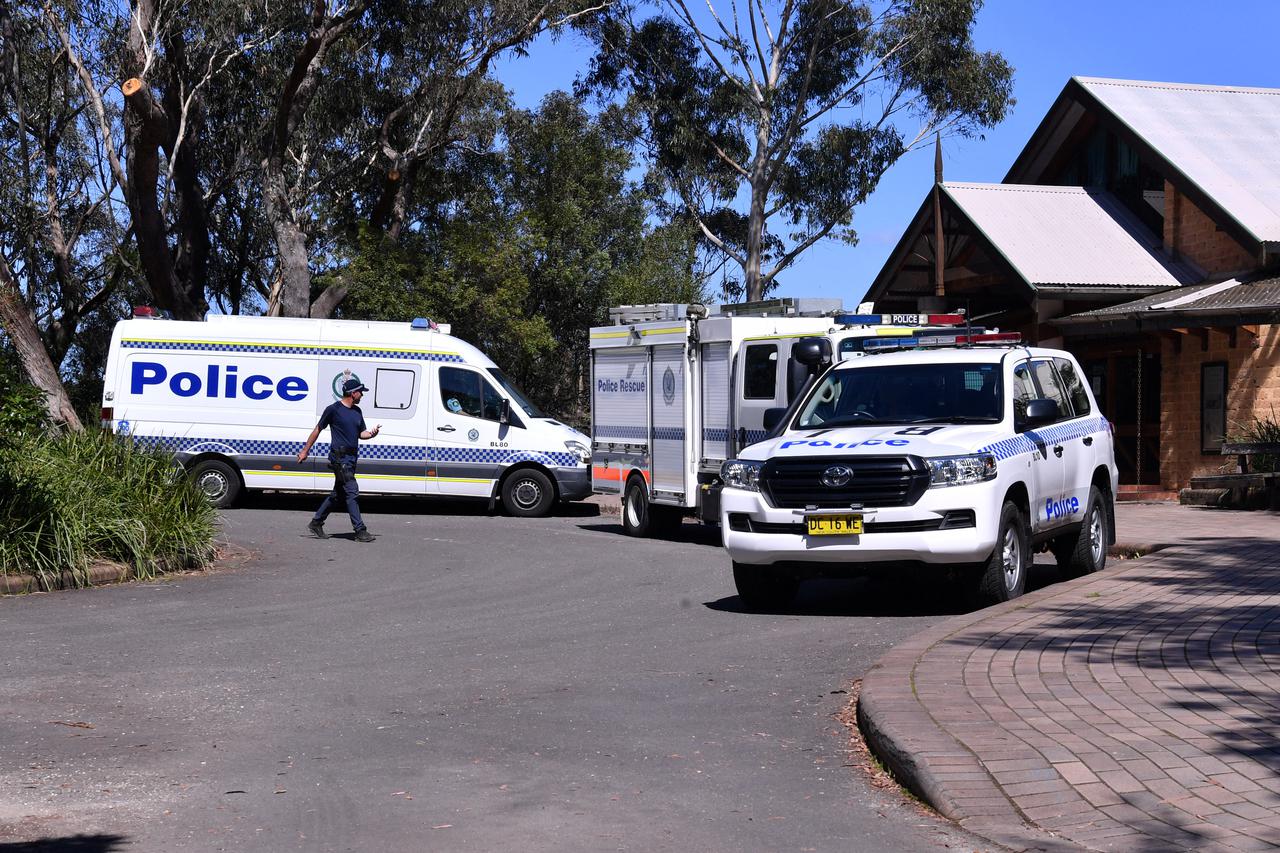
[190,459,241,509]
[503,469,555,517]
[1053,486,1109,579]
[977,501,1028,604]
[622,477,653,537]
[733,561,799,611]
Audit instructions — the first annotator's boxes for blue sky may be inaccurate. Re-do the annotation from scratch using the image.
[495,0,1280,307]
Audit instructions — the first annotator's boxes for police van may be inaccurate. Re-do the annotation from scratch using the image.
[101,311,592,516]
[718,331,1118,608]
[589,299,977,535]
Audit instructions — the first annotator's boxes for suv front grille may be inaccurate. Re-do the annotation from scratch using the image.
[759,456,929,508]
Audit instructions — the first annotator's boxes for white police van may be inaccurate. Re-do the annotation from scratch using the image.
[719,332,1118,608]
[589,299,977,535]
[101,311,592,516]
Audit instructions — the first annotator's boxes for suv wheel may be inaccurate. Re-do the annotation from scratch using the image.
[732,561,799,611]
[1053,486,1109,578]
[977,501,1028,604]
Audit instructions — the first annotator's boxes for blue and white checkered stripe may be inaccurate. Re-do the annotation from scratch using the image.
[595,424,648,440]
[980,416,1110,461]
[653,427,684,441]
[703,428,730,443]
[121,339,464,362]
[130,435,575,467]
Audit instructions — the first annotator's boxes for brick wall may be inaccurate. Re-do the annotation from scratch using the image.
[1159,324,1280,488]
[1163,181,1257,276]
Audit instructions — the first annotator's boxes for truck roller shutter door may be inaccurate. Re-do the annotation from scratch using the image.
[650,344,686,497]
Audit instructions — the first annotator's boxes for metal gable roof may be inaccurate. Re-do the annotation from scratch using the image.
[942,182,1200,291]
[1073,78,1280,246]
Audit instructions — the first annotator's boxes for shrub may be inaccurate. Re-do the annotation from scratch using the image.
[0,429,217,589]
[1230,407,1279,473]
[0,371,51,438]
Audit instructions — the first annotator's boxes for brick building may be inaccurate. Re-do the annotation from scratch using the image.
[865,77,1280,496]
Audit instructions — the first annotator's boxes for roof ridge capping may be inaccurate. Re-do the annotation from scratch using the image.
[944,182,1105,195]
[1073,75,1280,97]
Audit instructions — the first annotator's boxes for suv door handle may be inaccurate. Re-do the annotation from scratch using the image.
[1082,436,1094,446]
[1053,445,1064,458]
[437,425,456,433]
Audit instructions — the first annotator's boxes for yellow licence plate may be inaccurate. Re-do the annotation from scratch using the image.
[805,514,863,536]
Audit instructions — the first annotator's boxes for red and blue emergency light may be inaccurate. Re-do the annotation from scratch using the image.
[861,331,1023,351]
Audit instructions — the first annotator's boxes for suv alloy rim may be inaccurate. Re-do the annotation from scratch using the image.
[1002,525,1022,592]
[1089,505,1105,566]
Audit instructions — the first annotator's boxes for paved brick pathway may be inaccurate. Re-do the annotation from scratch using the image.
[860,506,1280,852]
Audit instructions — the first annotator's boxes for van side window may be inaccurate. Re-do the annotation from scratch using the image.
[440,366,505,422]
[744,344,778,399]
[1031,360,1071,422]
[374,368,415,410]
[1053,358,1091,417]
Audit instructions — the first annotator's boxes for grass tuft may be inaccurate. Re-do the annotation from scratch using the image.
[0,429,217,589]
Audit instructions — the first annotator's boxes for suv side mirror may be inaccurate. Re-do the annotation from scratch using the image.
[1021,398,1058,429]
[762,407,787,432]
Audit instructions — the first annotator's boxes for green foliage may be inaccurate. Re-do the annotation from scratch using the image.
[0,360,51,439]
[1231,407,1280,472]
[332,92,704,424]
[0,430,217,589]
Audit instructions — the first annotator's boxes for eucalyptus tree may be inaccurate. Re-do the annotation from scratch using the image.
[581,0,1014,301]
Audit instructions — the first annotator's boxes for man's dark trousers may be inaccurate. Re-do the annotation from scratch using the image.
[313,450,366,532]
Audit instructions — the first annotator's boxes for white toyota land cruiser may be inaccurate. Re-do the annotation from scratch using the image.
[719,337,1118,609]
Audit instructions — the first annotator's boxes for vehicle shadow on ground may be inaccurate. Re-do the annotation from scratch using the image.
[703,559,1070,618]
[575,520,724,547]
[941,537,1280,770]
[0,835,128,852]
[234,491,601,519]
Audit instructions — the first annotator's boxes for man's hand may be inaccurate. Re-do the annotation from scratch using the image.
[297,447,310,463]
[372,424,382,437]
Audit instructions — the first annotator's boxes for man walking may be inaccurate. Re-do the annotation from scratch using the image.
[297,378,382,541]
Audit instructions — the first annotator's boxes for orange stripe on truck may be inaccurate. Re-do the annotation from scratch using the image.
[592,467,649,482]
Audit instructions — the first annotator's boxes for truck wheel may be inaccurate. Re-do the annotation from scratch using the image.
[622,477,653,537]
[190,459,241,509]
[503,469,555,517]
[733,561,799,611]
[977,501,1028,604]
[1054,486,1109,579]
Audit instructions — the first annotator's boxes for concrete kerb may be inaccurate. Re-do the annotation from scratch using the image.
[0,560,131,595]
[857,546,1184,852]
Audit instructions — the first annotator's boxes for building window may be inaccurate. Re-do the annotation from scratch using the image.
[1201,362,1227,453]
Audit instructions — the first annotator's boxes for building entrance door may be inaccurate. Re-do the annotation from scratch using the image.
[1082,350,1160,485]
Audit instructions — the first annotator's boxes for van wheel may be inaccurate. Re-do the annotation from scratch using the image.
[977,501,1028,604]
[503,469,555,517]
[622,477,652,537]
[190,459,241,509]
[733,561,798,611]
[1053,486,1109,579]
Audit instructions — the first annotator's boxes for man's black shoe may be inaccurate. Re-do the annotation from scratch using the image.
[354,529,375,543]
[308,521,328,539]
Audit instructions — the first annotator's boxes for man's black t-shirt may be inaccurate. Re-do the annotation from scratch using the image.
[317,401,366,454]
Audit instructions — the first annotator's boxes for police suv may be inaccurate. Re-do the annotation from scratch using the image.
[719,332,1118,608]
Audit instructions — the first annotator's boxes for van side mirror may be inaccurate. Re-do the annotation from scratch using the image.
[762,407,787,432]
[1021,398,1058,429]
[499,397,511,425]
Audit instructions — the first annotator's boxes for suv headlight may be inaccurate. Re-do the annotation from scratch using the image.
[564,440,591,464]
[721,459,764,491]
[925,453,997,487]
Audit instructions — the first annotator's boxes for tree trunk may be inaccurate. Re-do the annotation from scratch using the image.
[0,257,82,430]
[744,121,770,303]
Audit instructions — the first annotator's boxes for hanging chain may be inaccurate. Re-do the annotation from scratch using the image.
[1135,349,1143,487]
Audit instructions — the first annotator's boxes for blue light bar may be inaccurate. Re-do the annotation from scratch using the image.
[835,314,884,325]
[411,317,438,331]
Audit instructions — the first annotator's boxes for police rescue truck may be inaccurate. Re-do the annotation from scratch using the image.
[717,331,1118,608]
[101,311,592,516]
[588,299,978,535]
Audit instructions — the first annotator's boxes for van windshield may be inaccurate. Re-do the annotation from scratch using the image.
[487,368,547,418]
[796,363,1003,428]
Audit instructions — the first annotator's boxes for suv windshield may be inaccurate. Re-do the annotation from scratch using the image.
[487,368,546,418]
[796,363,1003,428]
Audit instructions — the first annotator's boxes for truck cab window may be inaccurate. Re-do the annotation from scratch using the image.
[744,345,778,399]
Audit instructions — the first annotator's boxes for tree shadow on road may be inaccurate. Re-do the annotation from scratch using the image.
[0,836,128,853]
